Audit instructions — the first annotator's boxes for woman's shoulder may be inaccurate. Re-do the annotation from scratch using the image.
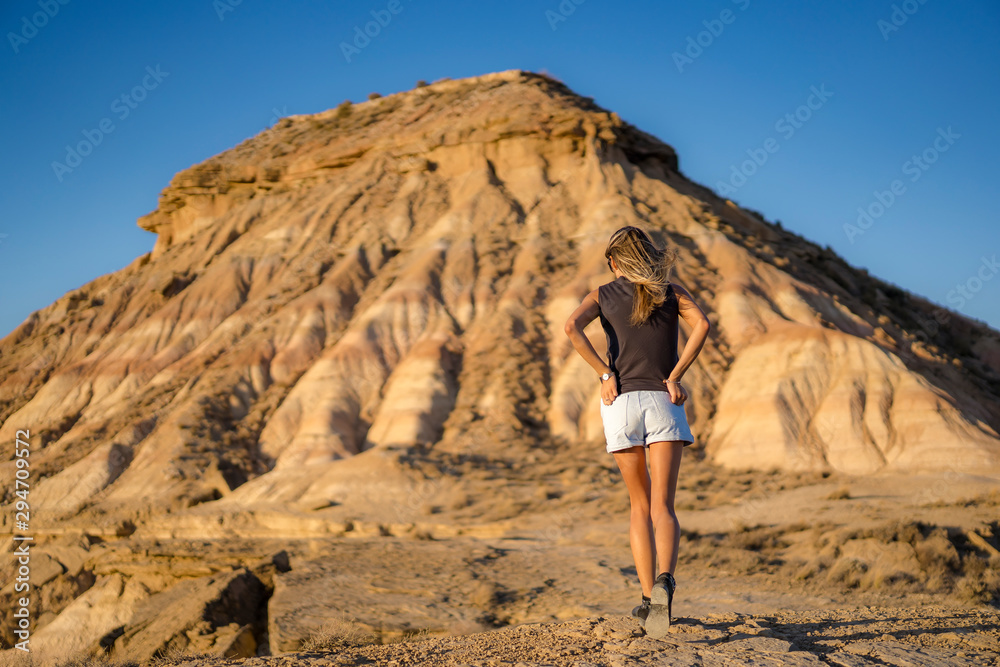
[668,281,693,299]
[598,277,632,307]
[601,277,629,291]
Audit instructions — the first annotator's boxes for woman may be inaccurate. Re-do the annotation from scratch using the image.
[563,225,711,638]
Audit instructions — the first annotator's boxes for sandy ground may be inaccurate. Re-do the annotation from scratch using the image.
[64,606,1000,666]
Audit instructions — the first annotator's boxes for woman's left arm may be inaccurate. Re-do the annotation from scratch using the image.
[563,288,613,378]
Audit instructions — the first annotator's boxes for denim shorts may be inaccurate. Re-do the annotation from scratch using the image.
[599,390,694,453]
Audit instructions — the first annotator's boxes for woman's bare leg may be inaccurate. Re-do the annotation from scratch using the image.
[647,441,684,576]
[612,445,655,597]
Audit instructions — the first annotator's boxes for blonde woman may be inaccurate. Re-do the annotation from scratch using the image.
[563,225,711,637]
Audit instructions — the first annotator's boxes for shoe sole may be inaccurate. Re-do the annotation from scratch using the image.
[644,584,672,638]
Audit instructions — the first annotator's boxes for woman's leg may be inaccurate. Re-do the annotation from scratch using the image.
[612,446,655,597]
[647,441,685,576]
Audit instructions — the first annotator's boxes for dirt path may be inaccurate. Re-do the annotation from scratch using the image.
[160,605,1000,666]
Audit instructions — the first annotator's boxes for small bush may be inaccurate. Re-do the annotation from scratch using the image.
[52,657,141,667]
[148,645,213,667]
[367,92,382,100]
[415,79,428,87]
[301,611,377,651]
[336,99,352,118]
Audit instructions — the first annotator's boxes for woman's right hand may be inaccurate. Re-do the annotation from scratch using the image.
[664,380,688,405]
[601,377,619,405]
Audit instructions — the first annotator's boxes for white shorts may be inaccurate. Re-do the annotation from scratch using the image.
[599,390,694,453]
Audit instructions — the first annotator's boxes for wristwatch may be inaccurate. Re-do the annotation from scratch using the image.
[600,371,614,382]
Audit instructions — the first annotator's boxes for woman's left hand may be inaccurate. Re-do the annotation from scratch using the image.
[663,379,688,405]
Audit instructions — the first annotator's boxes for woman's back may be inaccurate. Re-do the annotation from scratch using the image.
[598,276,680,394]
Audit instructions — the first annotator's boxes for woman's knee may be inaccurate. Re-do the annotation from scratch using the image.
[650,500,677,524]
[629,497,651,517]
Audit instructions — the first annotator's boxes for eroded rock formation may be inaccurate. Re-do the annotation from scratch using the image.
[1,68,1000,659]
[2,70,999,526]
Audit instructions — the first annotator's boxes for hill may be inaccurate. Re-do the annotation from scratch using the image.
[1,69,998,662]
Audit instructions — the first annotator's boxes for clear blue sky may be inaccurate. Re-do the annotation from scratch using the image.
[2,0,998,338]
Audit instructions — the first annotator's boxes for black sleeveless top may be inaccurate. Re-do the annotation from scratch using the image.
[597,277,680,394]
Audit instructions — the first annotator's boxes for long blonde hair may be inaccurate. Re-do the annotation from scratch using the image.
[605,226,678,326]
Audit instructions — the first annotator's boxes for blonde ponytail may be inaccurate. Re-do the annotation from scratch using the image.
[605,226,678,326]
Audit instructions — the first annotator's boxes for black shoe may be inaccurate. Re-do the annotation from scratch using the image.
[644,572,676,639]
[630,599,650,626]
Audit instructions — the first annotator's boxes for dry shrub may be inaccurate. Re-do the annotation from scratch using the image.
[956,554,1000,604]
[726,550,768,575]
[728,525,788,552]
[386,628,432,645]
[827,557,868,589]
[50,657,140,667]
[677,525,788,575]
[300,611,377,651]
[681,518,999,607]
[147,644,214,667]
[913,527,960,592]
[792,520,1000,606]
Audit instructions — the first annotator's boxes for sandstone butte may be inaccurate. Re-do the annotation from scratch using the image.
[0,69,999,661]
[2,68,1000,524]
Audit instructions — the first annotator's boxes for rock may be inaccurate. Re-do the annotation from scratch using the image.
[25,573,151,663]
[247,549,291,591]
[869,639,983,666]
[106,567,267,662]
[203,622,257,658]
[705,324,1000,474]
[718,635,793,652]
[827,653,872,667]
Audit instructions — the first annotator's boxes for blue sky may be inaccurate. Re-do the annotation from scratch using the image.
[2,0,998,338]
